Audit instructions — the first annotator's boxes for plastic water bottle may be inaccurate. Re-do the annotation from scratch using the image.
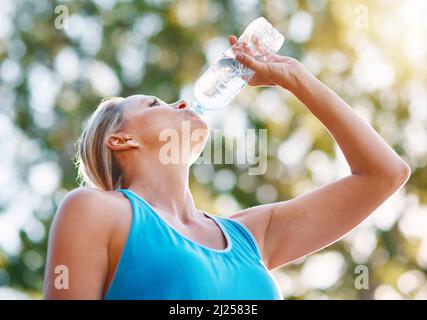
[188,17,285,116]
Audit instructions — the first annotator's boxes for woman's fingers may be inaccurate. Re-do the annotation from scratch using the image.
[252,35,270,56]
[229,35,281,87]
[230,35,252,56]
[229,35,238,46]
[235,53,263,72]
[230,35,245,57]
[242,42,255,56]
[230,35,255,56]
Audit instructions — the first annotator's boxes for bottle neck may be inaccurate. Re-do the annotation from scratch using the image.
[189,99,205,116]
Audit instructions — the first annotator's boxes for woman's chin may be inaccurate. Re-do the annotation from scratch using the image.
[185,112,208,128]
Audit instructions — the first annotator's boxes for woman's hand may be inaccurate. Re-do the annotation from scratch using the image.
[227,35,411,271]
[228,34,304,91]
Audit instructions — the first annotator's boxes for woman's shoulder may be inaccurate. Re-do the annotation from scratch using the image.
[52,187,130,239]
[60,186,127,209]
[62,186,120,200]
[45,187,131,299]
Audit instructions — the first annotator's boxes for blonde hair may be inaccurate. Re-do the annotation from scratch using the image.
[74,97,127,191]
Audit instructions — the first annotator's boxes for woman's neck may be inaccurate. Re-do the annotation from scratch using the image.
[124,160,200,223]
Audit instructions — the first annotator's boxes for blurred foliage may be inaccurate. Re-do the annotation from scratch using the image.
[0,0,426,299]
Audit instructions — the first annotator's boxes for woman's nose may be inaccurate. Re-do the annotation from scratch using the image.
[174,100,188,110]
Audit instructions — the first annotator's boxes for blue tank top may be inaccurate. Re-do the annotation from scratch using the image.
[103,188,282,300]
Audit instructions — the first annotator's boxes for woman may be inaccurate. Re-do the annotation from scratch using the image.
[44,35,411,299]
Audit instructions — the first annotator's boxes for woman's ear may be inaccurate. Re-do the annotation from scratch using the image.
[107,133,140,151]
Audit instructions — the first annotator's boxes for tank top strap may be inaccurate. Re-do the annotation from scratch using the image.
[116,188,147,223]
[213,216,263,262]
[116,188,168,239]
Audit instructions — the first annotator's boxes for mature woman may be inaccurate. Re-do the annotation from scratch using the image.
[44,35,411,299]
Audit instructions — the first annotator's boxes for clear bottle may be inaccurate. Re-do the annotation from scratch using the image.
[188,17,285,116]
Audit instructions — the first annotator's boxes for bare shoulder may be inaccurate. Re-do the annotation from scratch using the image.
[228,204,274,259]
[51,187,131,241]
[57,187,128,214]
[58,187,123,210]
[229,204,273,234]
[45,187,131,298]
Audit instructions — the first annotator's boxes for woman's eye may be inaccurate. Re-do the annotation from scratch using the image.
[149,98,160,107]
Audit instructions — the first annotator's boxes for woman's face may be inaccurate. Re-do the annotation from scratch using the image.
[119,94,209,164]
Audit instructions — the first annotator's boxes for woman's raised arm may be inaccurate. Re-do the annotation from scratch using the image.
[229,36,411,270]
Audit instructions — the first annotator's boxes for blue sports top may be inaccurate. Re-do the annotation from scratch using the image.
[103,188,282,300]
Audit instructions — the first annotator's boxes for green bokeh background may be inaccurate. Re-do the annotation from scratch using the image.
[0,0,426,299]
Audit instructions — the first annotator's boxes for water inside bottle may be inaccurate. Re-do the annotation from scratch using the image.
[188,17,284,116]
[189,56,254,115]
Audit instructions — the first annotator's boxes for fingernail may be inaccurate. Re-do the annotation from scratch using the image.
[236,54,244,60]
